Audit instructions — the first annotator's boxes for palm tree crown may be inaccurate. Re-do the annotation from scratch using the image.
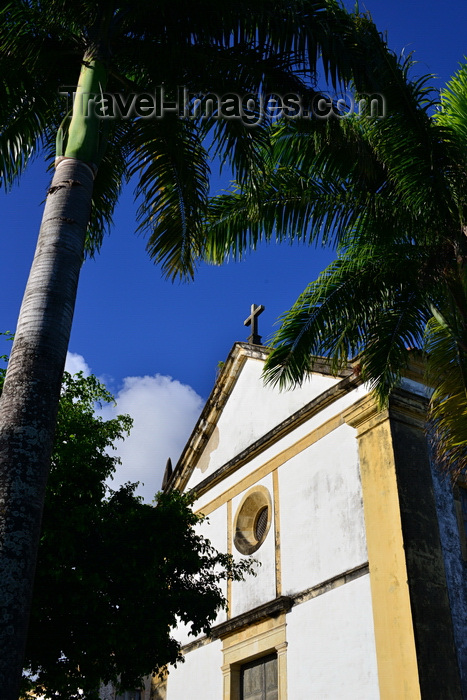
[1,0,369,274]
[204,44,467,478]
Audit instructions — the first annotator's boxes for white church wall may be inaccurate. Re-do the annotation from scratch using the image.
[280,424,367,595]
[230,473,277,617]
[192,383,369,511]
[189,358,342,490]
[199,503,229,624]
[166,639,223,700]
[173,504,229,647]
[286,575,379,699]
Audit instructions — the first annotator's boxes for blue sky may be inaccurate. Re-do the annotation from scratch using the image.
[2,0,467,499]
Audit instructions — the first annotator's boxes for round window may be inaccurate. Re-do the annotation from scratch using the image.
[254,506,269,541]
[233,486,272,555]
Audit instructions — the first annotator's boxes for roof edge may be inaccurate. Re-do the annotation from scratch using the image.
[166,343,354,493]
[166,343,268,492]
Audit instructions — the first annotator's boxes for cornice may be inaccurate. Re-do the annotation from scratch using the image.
[210,596,293,640]
[167,343,354,494]
[343,387,429,436]
[188,372,361,500]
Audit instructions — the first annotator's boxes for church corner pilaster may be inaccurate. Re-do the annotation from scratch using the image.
[344,392,421,700]
[344,388,463,699]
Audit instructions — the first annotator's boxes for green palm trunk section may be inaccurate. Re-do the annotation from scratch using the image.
[64,57,107,164]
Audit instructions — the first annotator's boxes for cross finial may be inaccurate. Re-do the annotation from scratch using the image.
[244,304,265,345]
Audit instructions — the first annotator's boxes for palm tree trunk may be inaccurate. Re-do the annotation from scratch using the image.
[0,158,94,699]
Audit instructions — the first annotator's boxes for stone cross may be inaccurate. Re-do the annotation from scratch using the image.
[244,304,265,345]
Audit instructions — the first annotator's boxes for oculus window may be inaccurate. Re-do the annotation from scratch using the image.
[234,486,272,555]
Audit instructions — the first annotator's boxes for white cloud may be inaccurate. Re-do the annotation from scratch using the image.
[64,352,204,502]
[65,352,91,377]
[99,374,204,502]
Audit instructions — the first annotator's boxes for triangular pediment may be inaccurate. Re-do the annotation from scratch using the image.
[168,343,351,494]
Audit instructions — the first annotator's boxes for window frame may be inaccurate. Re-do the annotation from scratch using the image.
[221,612,287,700]
[233,486,273,555]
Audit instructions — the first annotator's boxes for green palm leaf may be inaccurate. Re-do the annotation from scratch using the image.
[264,243,435,396]
[202,40,467,478]
[426,307,467,479]
[129,117,210,279]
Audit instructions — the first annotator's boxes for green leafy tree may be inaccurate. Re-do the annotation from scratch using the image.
[204,47,467,478]
[6,369,252,699]
[0,2,379,694]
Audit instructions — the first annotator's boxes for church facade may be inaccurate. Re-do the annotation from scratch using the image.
[153,341,467,699]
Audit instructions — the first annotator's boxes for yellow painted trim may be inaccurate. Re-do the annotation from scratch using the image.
[227,499,232,618]
[404,355,428,386]
[232,485,273,555]
[272,470,282,597]
[171,344,269,492]
[276,641,288,700]
[150,668,167,699]
[345,395,421,700]
[196,412,344,516]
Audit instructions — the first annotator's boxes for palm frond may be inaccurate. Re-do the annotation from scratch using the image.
[425,309,467,479]
[204,168,368,263]
[0,1,86,187]
[129,117,210,279]
[0,88,53,188]
[437,62,467,153]
[264,243,436,399]
[120,0,364,89]
[86,122,131,255]
[203,47,456,266]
